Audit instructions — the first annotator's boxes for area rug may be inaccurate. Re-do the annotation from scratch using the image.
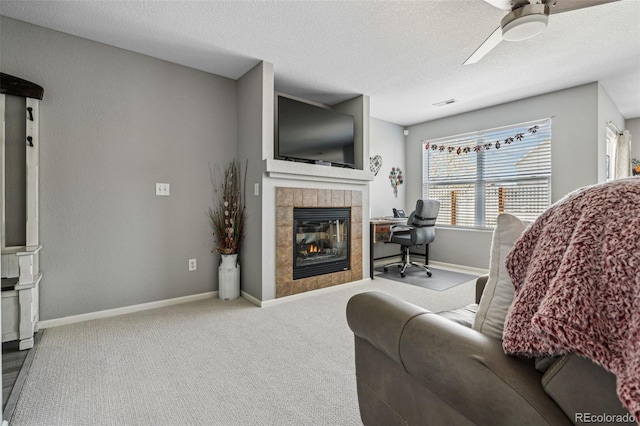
[374,265,479,291]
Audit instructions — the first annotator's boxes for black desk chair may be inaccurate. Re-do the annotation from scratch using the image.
[383,199,440,278]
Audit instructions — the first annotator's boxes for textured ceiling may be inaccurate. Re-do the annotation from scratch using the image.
[1,0,639,125]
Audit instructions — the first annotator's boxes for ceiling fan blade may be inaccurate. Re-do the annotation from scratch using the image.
[545,0,620,14]
[482,0,513,11]
[463,27,503,65]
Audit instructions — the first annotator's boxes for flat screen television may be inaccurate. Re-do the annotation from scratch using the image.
[276,95,355,168]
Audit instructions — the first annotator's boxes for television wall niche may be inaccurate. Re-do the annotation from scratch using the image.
[275,94,358,169]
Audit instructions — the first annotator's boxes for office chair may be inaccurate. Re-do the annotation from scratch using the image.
[383,199,440,278]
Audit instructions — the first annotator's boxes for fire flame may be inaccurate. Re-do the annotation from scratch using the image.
[302,244,320,255]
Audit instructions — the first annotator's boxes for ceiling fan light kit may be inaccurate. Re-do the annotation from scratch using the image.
[501,3,550,41]
[464,0,619,65]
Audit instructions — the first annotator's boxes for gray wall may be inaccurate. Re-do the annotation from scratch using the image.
[1,17,238,320]
[369,118,407,258]
[626,117,640,162]
[369,118,406,218]
[236,61,274,301]
[598,85,626,181]
[405,83,605,269]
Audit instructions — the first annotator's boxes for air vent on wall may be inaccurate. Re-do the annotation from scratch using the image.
[433,99,458,107]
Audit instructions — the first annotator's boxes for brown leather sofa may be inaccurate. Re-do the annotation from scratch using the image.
[346,277,633,425]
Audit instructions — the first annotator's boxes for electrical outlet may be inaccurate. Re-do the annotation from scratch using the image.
[188,258,197,271]
[156,183,170,196]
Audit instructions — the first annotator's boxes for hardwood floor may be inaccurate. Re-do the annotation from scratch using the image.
[2,332,41,422]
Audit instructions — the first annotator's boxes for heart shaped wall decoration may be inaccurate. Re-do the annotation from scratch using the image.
[369,155,383,176]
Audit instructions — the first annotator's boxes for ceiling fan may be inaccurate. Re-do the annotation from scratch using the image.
[463,0,619,65]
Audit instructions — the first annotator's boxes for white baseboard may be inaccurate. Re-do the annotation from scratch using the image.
[242,278,372,308]
[427,260,488,276]
[38,291,217,329]
[240,290,262,307]
[38,264,484,328]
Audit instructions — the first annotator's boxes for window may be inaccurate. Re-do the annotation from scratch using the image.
[422,118,551,228]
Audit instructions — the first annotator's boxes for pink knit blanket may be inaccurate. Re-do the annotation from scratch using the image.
[502,178,640,419]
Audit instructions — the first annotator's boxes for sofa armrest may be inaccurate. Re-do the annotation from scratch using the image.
[476,275,488,304]
[346,291,429,365]
[542,353,631,421]
[401,312,571,425]
[347,291,571,425]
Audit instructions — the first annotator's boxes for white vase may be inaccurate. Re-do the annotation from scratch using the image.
[218,253,240,300]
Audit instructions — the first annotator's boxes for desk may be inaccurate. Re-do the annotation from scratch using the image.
[369,218,407,279]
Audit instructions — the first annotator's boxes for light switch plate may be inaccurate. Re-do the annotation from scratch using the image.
[156,183,170,196]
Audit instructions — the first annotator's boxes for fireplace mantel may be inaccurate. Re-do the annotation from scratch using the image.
[264,159,374,185]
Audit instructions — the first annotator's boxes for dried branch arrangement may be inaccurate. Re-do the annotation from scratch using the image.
[209,160,246,254]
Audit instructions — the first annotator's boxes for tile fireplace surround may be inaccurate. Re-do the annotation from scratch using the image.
[275,187,363,298]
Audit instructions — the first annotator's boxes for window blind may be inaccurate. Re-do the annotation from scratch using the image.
[422,118,552,228]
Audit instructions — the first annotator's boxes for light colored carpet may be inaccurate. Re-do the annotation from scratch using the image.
[11,276,476,426]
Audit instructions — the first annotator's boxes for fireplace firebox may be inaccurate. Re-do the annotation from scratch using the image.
[293,207,350,280]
